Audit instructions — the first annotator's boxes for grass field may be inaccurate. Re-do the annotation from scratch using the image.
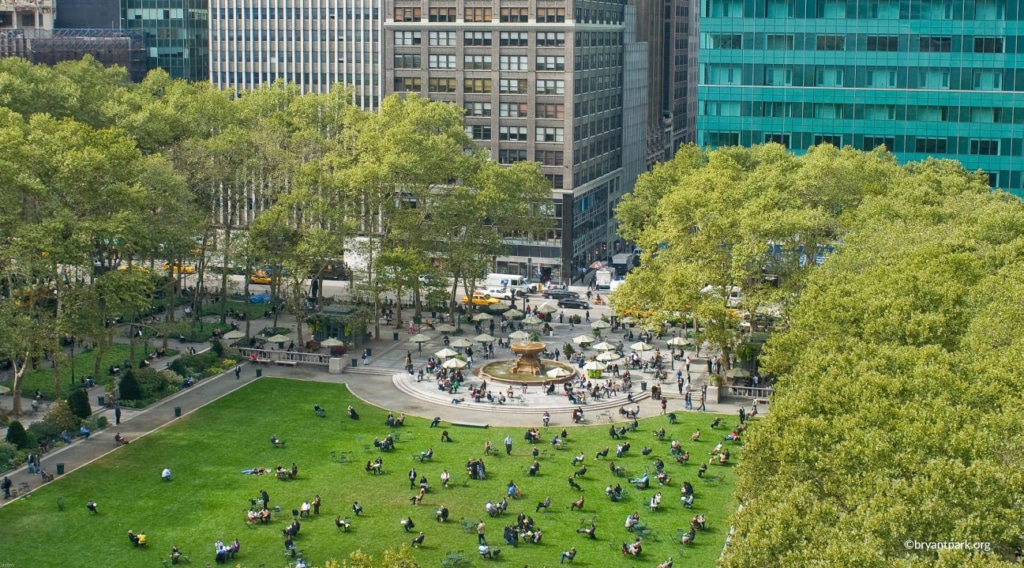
[0,379,741,567]
[9,344,179,399]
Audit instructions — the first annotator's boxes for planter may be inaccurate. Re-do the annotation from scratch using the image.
[706,385,719,405]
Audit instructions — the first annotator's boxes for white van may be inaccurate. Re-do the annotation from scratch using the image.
[483,286,515,301]
[485,273,534,296]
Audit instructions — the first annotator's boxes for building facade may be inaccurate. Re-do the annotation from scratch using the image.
[55,0,120,29]
[121,0,208,81]
[208,0,384,107]
[697,0,1024,198]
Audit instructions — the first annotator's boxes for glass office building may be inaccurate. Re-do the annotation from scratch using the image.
[697,0,1024,197]
[122,0,208,81]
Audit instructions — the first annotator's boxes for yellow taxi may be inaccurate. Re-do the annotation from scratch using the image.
[250,270,272,285]
[461,292,500,306]
[162,262,196,275]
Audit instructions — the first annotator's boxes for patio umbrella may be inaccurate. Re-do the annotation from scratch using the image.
[0,385,10,394]
[522,316,543,325]
[573,335,596,345]
[589,260,606,270]
[620,316,636,325]
[490,301,511,312]
[503,309,524,319]
[222,330,246,340]
[472,313,493,322]
[590,320,610,330]
[450,338,474,348]
[592,341,616,351]
[474,333,497,344]
[442,358,467,369]
[582,360,607,371]
[321,337,346,347]
[546,367,573,378]
[595,351,622,362]
[630,341,654,353]
[266,334,291,343]
[535,303,558,314]
[435,348,459,359]
[435,323,457,333]
[508,330,531,340]
[666,337,692,347]
[725,368,751,378]
[408,334,431,345]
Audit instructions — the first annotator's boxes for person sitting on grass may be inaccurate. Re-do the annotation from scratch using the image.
[161,468,172,481]
[681,527,696,544]
[170,545,182,564]
[401,516,415,532]
[352,501,363,516]
[314,404,325,418]
[691,514,706,530]
[528,461,540,477]
[412,531,425,548]
[559,547,577,563]
[128,530,140,546]
[334,516,351,531]
[479,544,500,558]
[621,538,642,556]
[271,435,282,447]
[625,512,640,531]
[284,535,297,556]
[347,405,359,419]
[658,557,674,568]
[419,448,434,462]
[436,505,449,522]
[576,522,597,539]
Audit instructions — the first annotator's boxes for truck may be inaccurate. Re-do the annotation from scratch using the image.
[611,253,636,276]
[484,273,536,297]
[594,268,615,290]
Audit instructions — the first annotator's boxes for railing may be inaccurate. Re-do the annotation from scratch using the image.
[725,385,773,400]
[238,347,330,366]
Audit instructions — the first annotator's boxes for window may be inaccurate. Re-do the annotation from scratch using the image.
[500,32,528,47]
[394,54,421,68]
[546,174,563,188]
[707,0,742,17]
[766,0,793,18]
[815,68,844,87]
[915,138,947,153]
[537,8,565,22]
[813,104,843,119]
[765,67,793,86]
[500,7,528,22]
[864,105,895,120]
[394,7,421,21]
[708,33,741,49]
[862,136,893,151]
[867,36,898,52]
[537,103,564,119]
[537,56,565,71]
[395,31,422,46]
[464,55,492,70]
[814,135,842,147]
[394,77,421,92]
[706,66,741,85]
[429,31,456,46]
[816,0,845,18]
[970,108,997,123]
[870,69,897,87]
[464,78,492,93]
[869,0,898,18]
[500,103,528,117]
[500,56,529,71]
[499,79,529,93]
[816,35,844,50]
[764,134,790,148]
[973,70,1002,91]
[766,35,794,50]
[919,36,950,52]
[499,126,529,141]
[705,132,740,146]
[536,79,564,94]
[703,101,740,116]
[537,32,565,47]
[536,150,564,166]
[499,149,528,164]
[764,102,794,117]
[465,102,491,117]
[970,140,999,155]
[429,54,456,69]
[465,7,491,22]
[465,31,492,46]
[920,0,953,19]
[428,7,456,22]
[974,37,1004,53]
[536,127,564,143]
[428,77,457,93]
[466,125,492,140]
[974,1,1004,20]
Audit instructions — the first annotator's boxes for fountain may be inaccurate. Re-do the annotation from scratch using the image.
[509,341,546,375]
[478,340,577,385]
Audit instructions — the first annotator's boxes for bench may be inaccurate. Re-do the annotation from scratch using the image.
[452,421,489,428]
[753,397,770,406]
[275,360,298,367]
[254,358,272,365]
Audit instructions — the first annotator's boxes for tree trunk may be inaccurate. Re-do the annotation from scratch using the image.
[244,258,252,340]
[11,361,26,416]
[219,227,232,324]
[394,287,404,328]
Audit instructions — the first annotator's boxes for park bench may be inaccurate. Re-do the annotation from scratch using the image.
[254,358,272,365]
[452,421,489,429]
[275,360,298,367]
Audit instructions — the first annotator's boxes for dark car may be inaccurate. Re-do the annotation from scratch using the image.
[543,289,580,300]
[558,298,590,310]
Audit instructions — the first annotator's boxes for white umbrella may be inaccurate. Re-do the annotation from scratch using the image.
[509,330,531,340]
[435,323,457,333]
[535,303,558,314]
[266,334,290,343]
[450,338,474,348]
[222,330,246,340]
[726,368,751,378]
[595,351,622,362]
[474,333,496,343]
[592,341,616,351]
[490,301,511,311]
[472,313,493,322]
[435,348,459,359]
[631,341,654,352]
[620,316,636,324]
[321,337,346,347]
[590,320,610,330]
[573,335,596,345]
[442,358,467,369]
[666,337,692,347]
[504,309,524,319]
[408,334,431,345]
[546,367,573,378]
[0,385,10,394]
[522,316,543,325]
[582,360,607,371]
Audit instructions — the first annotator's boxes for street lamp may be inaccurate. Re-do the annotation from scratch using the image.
[70,335,75,384]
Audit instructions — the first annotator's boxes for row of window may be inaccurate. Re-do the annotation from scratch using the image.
[465,125,565,143]
[394,77,565,93]
[394,7,565,22]
[702,101,1024,124]
[394,53,567,71]
[212,29,379,41]
[395,30,621,48]
[702,65,1018,91]
[464,101,566,118]
[705,0,1009,21]
[705,33,1016,54]
[211,8,379,19]
[703,132,1014,158]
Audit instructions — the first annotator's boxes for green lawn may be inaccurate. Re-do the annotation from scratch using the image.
[0,379,741,567]
[9,344,179,399]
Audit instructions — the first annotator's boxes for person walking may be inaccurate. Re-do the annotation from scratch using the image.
[698,392,706,412]
[477,521,487,544]
[114,405,122,425]
[362,349,370,365]
[235,366,241,380]
[504,435,513,456]
[660,399,667,414]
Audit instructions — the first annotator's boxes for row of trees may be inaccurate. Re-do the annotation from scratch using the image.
[0,57,552,412]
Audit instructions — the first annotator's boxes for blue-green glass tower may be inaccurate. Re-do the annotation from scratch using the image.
[697,0,1024,197]
[121,0,208,82]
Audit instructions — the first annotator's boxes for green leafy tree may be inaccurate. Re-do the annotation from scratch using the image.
[43,400,77,434]
[4,420,30,450]
[118,370,142,401]
[66,388,92,420]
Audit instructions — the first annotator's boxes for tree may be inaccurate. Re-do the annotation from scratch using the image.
[5,420,30,450]
[118,370,142,401]
[66,388,92,420]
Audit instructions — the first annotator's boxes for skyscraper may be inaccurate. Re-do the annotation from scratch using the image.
[121,0,208,81]
[208,0,384,107]
[697,0,1024,198]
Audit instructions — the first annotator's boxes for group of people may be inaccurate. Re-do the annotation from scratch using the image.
[213,539,240,564]
[373,435,396,451]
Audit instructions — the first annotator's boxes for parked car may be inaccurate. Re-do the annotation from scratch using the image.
[543,289,579,300]
[250,270,272,285]
[557,298,590,309]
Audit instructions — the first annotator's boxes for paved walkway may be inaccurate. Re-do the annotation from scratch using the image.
[1,287,765,506]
